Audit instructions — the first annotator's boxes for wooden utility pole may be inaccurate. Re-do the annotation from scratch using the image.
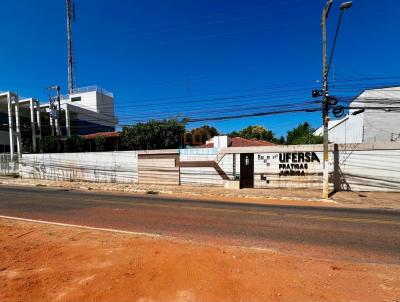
[321,0,332,199]
[321,0,352,199]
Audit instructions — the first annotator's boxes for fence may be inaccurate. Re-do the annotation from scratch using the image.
[19,143,400,192]
[0,154,19,176]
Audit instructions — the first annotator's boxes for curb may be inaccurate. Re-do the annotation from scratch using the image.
[0,179,337,205]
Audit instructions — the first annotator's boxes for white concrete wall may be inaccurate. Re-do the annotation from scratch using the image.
[328,114,364,144]
[179,148,226,186]
[210,136,230,149]
[20,151,138,183]
[336,149,400,192]
[96,92,115,117]
[179,156,234,187]
[180,167,225,186]
[254,151,330,189]
[351,88,400,143]
[69,91,98,112]
[363,110,400,143]
[18,143,400,192]
[0,154,18,175]
[63,90,116,128]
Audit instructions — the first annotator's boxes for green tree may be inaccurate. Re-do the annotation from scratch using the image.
[40,136,61,153]
[276,136,286,145]
[95,136,106,152]
[187,125,219,145]
[64,135,84,152]
[286,122,323,145]
[121,119,186,150]
[229,125,276,142]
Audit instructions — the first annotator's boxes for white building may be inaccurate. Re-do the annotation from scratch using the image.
[0,86,117,155]
[42,86,117,136]
[314,86,400,144]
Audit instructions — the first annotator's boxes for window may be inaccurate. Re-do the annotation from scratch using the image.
[71,96,81,102]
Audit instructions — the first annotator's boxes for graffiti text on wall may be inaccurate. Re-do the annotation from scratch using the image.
[279,152,320,176]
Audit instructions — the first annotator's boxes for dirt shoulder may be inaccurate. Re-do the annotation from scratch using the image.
[1,177,400,210]
[1,218,399,302]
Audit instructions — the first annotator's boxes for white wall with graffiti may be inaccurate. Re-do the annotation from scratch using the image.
[19,143,400,192]
[254,151,328,189]
[20,151,138,183]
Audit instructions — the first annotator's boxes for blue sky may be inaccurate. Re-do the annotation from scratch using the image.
[0,0,399,137]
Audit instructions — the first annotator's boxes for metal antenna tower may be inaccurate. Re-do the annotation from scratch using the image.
[66,0,76,95]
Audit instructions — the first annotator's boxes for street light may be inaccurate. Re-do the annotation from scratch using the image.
[340,1,353,10]
[321,1,352,199]
[328,1,353,73]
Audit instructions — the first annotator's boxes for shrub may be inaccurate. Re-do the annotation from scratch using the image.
[64,135,84,153]
[40,136,61,153]
[95,136,106,152]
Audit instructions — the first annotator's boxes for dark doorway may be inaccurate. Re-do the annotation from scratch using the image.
[240,153,254,189]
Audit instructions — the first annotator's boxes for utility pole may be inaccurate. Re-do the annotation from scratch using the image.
[66,0,75,95]
[56,86,61,136]
[321,0,332,199]
[320,1,352,199]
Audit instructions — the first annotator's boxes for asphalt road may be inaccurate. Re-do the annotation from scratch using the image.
[0,185,399,264]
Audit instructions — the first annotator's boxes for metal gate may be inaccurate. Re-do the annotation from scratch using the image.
[240,153,254,188]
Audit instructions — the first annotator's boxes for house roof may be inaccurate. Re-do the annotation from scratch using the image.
[82,131,120,140]
[230,137,275,147]
[199,137,274,148]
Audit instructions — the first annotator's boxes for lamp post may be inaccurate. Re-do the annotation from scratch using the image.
[321,0,352,199]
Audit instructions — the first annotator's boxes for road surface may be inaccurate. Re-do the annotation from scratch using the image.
[0,185,399,264]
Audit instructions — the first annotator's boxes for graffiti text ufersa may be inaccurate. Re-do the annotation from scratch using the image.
[279,152,320,163]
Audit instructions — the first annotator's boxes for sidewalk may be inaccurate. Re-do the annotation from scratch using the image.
[1,176,399,210]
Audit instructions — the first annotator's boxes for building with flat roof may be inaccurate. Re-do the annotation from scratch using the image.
[0,86,117,155]
[314,86,400,144]
[42,86,117,137]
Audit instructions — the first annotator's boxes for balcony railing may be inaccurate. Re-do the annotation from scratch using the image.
[60,86,113,100]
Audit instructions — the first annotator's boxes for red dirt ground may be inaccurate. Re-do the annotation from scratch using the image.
[0,218,399,302]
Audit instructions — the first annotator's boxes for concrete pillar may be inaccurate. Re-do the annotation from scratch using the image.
[36,102,42,140]
[233,153,236,179]
[30,99,37,152]
[65,105,71,138]
[7,93,14,157]
[14,96,22,157]
[55,117,60,136]
[50,117,55,136]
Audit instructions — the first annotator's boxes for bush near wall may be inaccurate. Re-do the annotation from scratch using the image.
[64,135,84,153]
[39,135,84,153]
[40,136,61,153]
[95,136,106,152]
[121,119,186,150]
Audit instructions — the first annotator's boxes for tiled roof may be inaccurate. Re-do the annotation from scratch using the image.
[82,132,120,140]
[230,137,275,147]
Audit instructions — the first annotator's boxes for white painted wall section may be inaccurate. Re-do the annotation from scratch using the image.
[20,151,138,183]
